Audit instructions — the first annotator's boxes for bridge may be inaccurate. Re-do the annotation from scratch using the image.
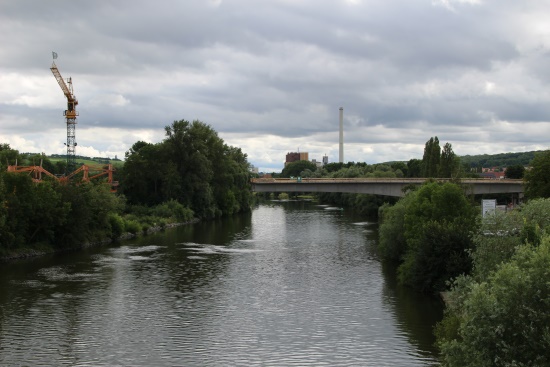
[250,178,524,197]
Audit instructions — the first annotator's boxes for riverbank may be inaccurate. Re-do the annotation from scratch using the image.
[0,218,200,262]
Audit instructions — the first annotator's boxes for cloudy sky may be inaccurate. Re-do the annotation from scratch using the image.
[1,0,550,172]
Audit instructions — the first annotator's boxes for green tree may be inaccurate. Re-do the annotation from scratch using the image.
[280,160,317,178]
[120,141,164,206]
[323,162,344,173]
[378,197,411,262]
[406,159,422,178]
[397,181,477,292]
[439,142,460,178]
[469,210,524,280]
[26,153,55,174]
[211,145,251,216]
[0,172,13,248]
[505,164,525,179]
[438,240,550,367]
[0,144,21,171]
[436,198,550,366]
[163,120,219,217]
[2,173,37,247]
[26,180,69,244]
[55,182,123,247]
[422,137,440,177]
[524,150,550,199]
[121,119,251,219]
[468,199,550,280]
[390,161,408,176]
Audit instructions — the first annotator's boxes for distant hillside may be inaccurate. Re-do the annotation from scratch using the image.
[46,154,124,168]
[459,151,542,168]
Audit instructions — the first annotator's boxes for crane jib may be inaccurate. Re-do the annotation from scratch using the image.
[50,64,78,104]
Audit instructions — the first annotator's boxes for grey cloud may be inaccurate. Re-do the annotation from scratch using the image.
[1,0,549,170]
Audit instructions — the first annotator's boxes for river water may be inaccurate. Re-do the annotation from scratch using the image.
[0,201,443,366]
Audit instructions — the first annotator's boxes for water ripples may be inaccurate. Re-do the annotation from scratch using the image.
[0,203,441,366]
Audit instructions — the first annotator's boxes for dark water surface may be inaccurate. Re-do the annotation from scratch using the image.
[0,201,443,366]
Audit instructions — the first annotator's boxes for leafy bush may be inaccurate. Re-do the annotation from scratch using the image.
[524,150,550,199]
[127,204,153,217]
[470,198,550,280]
[108,213,125,239]
[151,201,174,218]
[278,193,289,200]
[168,200,194,221]
[124,219,142,235]
[517,197,550,230]
[378,181,477,293]
[438,239,550,367]
[378,200,408,262]
[398,219,473,292]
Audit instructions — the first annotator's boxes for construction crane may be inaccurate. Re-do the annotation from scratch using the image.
[50,52,78,173]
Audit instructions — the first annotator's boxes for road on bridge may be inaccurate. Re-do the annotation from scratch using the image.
[250,177,524,197]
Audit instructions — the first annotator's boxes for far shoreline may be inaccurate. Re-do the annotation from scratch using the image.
[0,219,200,262]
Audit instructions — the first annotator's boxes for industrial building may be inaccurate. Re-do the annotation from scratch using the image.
[285,152,309,166]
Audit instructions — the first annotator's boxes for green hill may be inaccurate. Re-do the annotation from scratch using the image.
[459,151,541,169]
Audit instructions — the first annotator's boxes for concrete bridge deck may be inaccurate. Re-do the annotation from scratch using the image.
[250,178,524,197]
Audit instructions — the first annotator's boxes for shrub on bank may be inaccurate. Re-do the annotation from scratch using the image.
[128,199,194,223]
[108,213,125,239]
[278,193,289,200]
[124,219,142,235]
[378,199,408,262]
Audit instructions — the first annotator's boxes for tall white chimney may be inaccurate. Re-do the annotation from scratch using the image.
[339,107,344,163]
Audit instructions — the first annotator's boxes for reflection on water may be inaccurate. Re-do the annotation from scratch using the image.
[0,201,442,366]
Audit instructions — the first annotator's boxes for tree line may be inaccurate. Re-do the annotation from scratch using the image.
[0,119,252,257]
[460,150,539,170]
[376,142,550,366]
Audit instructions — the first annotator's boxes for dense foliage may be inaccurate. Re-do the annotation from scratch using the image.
[120,120,251,219]
[439,142,460,178]
[504,164,525,179]
[421,137,461,178]
[0,171,123,253]
[524,150,550,199]
[460,151,539,170]
[436,198,550,366]
[422,137,441,177]
[0,120,252,255]
[280,160,317,178]
[378,181,478,292]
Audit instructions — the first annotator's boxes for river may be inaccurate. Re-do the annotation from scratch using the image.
[0,201,443,366]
